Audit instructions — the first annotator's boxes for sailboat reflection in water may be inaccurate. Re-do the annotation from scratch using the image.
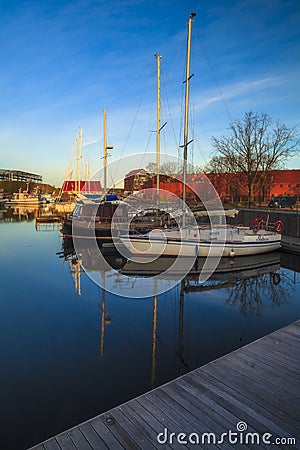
[59,232,294,387]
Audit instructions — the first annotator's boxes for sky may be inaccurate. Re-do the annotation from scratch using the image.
[1,0,300,186]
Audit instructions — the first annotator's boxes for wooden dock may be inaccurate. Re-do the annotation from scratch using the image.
[30,320,300,449]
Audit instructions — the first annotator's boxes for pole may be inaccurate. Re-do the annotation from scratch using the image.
[103,109,113,201]
[155,54,162,209]
[182,13,196,227]
[75,132,79,194]
[88,156,91,193]
[103,109,107,199]
[78,128,82,194]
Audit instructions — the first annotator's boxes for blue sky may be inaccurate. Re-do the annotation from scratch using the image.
[1,0,300,186]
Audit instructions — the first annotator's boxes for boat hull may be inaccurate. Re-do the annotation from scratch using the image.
[120,233,281,257]
[7,200,41,206]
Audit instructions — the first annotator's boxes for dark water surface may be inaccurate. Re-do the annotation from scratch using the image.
[0,217,299,449]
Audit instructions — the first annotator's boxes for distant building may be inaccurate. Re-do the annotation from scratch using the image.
[0,169,42,183]
[61,180,102,193]
[124,168,300,203]
[124,169,149,193]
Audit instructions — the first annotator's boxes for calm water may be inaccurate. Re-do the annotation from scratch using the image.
[0,212,299,449]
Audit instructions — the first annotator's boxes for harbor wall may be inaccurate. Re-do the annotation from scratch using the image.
[232,208,300,238]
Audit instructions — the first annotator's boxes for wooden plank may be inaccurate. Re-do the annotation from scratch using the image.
[123,401,174,449]
[212,354,299,412]
[184,372,283,450]
[55,433,77,450]
[257,328,300,349]
[67,428,93,450]
[216,353,299,400]
[43,439,61,450]
[201,360,300,429]
[105,407,156,450]
[89,416,124,450]
[135,397,189,450]
[234,351,300,395]
[119,403,166,449]
[90,415,137,450]
[281,324,300,337]
[153,386,235,450]
[249,340,300,373]
[241,343,300,378]
[79,422,109,449]
[266,334,300,354]
[192,368,299,438]
[166,376,241,430]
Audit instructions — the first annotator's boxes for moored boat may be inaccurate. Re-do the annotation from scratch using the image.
[119,13,282,258]
[7,188,42,206]
[120,223,281,258]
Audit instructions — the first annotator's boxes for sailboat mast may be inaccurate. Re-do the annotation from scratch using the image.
[88,156,91,193]
[103,109,113,201]
[78,127,83,194]
[155,54,162,203]
[103,109,107,199]
[182,13,196,216]
[75,132,79,194]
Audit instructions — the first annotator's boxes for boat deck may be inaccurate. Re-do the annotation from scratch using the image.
[29,320,300,449]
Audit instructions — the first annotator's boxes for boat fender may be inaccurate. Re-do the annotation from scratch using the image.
[272,273,281,285]
[252,217,265,230]
[229,249,235,257]
[274,220,283,232]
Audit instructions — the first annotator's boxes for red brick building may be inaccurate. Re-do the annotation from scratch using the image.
[124,169,300,203]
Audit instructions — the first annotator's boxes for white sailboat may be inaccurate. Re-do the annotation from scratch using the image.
[120,13,282,258]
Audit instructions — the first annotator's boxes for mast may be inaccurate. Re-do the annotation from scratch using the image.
[103,109,107,200]
[78,127,83,194]
[155,54,162,206]
[182,13,196,225]
[88,156,91,193]
[75,132,79,194]
[103,109,113,201]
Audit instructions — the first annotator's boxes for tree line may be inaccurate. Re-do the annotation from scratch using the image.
[146,111,299,205]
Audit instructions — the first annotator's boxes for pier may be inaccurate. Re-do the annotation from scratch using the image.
[29,320,300,449]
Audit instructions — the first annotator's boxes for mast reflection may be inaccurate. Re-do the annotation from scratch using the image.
[59,235,294,388]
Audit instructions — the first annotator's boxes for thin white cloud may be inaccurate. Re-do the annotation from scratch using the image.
[194,76,283,110]
[82,139,100,147]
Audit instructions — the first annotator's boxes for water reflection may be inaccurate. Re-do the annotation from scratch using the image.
[1,220,299,450]
[226,270,292,316]
[59,236,296,386]
[0,205,37,222]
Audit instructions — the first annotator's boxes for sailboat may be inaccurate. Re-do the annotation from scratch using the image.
[61,112,129,241]
[119,13,282,258]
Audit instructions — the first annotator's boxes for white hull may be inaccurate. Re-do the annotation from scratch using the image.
[120,227,281,258]
[8,200,41,205]
[8,192,41,206]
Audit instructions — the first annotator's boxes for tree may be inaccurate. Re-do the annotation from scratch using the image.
[145,161,179,176]
[211,112,299,205]
[146,161,203,176]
